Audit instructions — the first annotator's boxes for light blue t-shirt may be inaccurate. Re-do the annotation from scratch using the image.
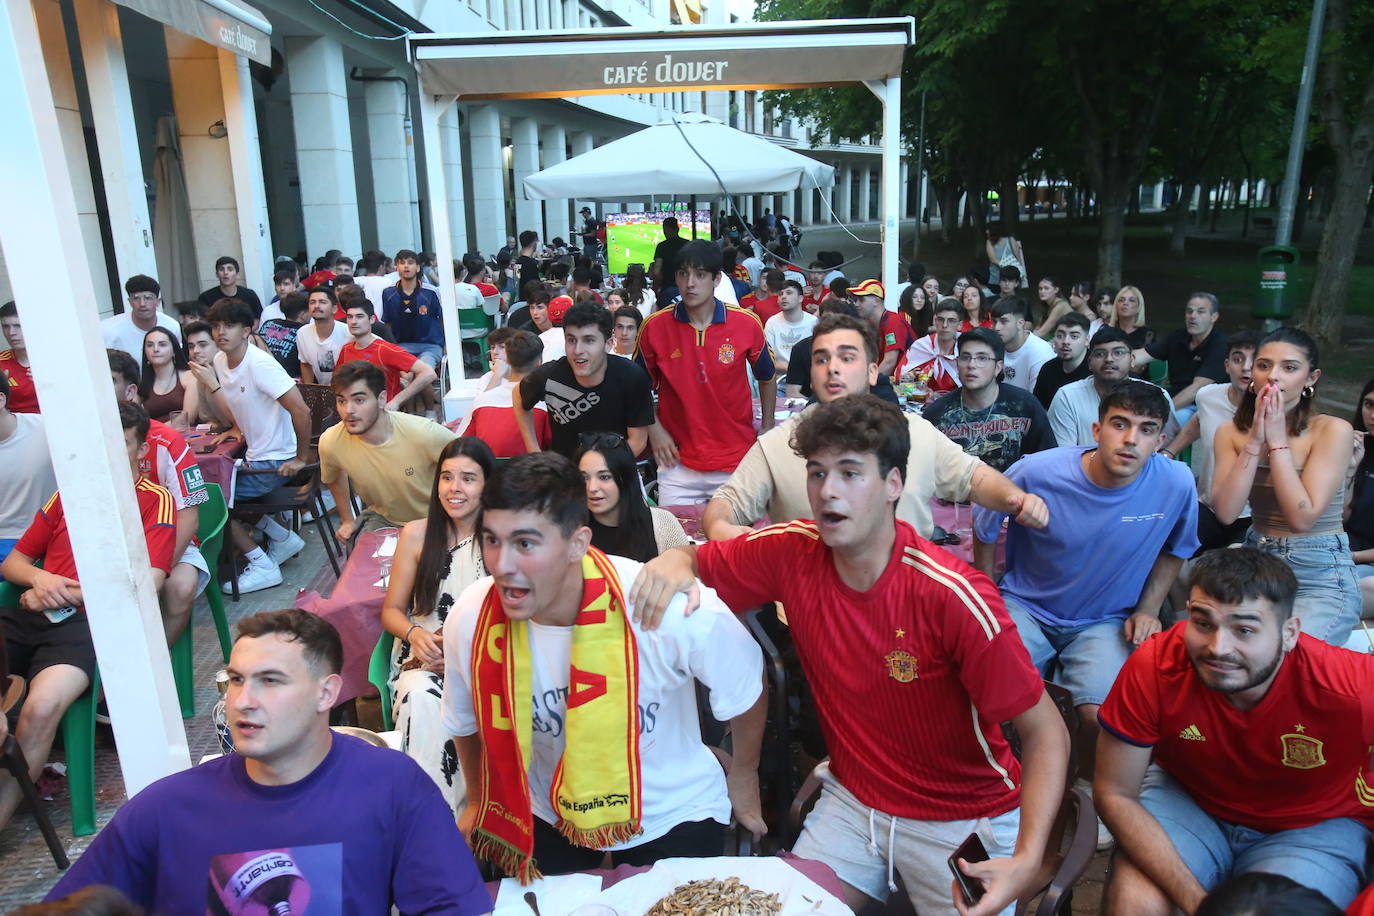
[973,445,1199,627]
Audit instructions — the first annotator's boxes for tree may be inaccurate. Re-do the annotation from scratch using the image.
[1305,0,1374,346]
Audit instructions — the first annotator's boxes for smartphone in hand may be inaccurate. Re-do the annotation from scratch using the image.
[948,832,990,906]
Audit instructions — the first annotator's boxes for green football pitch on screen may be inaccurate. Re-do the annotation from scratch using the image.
[606,222,664,275]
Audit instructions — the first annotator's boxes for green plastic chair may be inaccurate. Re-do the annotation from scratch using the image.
[197,484,233,662]
[368,632,396,732]
[458,308,492,364]
[1148,360,1168,386]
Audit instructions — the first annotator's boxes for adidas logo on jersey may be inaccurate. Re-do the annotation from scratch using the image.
[1178,724,1206,741]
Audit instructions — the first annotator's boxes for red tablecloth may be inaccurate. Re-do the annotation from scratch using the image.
[484,852,845,904]
[185,432,246,502]
[752,397,808,432]
[930,499,1007,576]
[294,529,395,704]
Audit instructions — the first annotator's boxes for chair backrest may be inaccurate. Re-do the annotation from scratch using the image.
[481,294,502,317]
[296,383,340,444]
[197,483,229,543]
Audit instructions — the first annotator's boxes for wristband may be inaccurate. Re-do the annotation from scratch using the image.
[1269,445,1290,454]
[1161,449,1175,458]
[403,623,419,643]
[210,386,221,393]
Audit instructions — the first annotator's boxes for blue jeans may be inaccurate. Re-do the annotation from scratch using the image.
[1139,767,1372,907]
[1002,594,1131,707]
[1245,530,1361,645]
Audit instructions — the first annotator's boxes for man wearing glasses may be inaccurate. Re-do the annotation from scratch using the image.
[924,328,1054,472]
[901,298,964,398]
[101,275,183,362]
[1048,327,1179,448]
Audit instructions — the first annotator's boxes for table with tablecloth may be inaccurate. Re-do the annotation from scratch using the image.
[184,431,246,503]
[294,528,395,704]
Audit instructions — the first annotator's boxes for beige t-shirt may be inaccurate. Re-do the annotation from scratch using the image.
[713,407,980,536]
[319,412,456,525]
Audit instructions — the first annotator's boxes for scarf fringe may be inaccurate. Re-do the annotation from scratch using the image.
[555,818,642,851]
[473,830,544,885]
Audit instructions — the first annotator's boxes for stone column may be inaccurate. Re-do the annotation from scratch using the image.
[540,123,569,244]
[467,104,507,255]
[835,163,852,223]
[285,35,361,259]
[799,182,815,227]
[364,76,416,255]
[570,131,594,233]
[857,165,872,222]
[511,117,541,238]
[439,106,467,255]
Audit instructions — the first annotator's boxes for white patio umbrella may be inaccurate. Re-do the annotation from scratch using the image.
[521,112,835,201]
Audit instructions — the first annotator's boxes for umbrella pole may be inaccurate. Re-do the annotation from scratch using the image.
[690,194,698,238]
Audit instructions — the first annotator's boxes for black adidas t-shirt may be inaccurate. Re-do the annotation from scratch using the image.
[519,355,655,457]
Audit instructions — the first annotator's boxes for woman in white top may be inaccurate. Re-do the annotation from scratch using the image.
[380,435,496,809]
[985,222,1027,287]
[1212,327,1360,644]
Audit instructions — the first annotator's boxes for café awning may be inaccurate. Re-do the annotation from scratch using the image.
[114,0,271,65]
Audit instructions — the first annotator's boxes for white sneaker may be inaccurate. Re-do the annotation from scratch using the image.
[223,562,283,594]
[267,531,306,565]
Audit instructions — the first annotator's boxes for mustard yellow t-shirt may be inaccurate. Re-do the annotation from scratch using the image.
[319,412,456,525]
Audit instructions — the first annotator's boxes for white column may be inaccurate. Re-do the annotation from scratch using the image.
[71,0,156,286]
[364,76,415,254]
[33,0,108,310]
[439,106,467,255]
[570,131,594,227]
[872,78,901,313]
[858,165,872,223]
[0,0,191,792]
[540,123,568,244]
[165,30,238,293]
[468,104,507,254]
[418,88,463,400]
[799,181,815,227]
[218,50,273,296]
[285,35,361,259]
[511,117,540,238]
[835,163,851,223]
[899,162,910,218]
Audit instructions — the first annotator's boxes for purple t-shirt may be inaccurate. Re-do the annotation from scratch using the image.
[48,734,488,915]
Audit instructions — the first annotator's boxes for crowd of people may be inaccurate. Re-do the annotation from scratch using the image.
[1,213,1373,916]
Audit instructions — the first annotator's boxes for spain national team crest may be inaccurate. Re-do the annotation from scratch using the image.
[884,650,918,683]
[418,304,429,316]
[1280,725,1326,769]
[717,342,736,365]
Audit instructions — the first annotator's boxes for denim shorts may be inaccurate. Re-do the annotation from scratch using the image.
[1244,530,1361,646]
[398,341,443,368]
[234,459,287,502]
[1002,594,1131,707]
[1139,766,1372,907]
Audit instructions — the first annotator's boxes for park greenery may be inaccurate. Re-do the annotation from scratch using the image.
[757,0,1374,346]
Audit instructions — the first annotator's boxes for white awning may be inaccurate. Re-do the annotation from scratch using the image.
[114,0,271,65]
[522,113,835,201]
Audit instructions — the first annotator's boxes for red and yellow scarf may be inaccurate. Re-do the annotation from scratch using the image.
[469,547,642,882]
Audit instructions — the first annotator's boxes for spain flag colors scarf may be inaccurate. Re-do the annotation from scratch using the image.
[469,546,643,882]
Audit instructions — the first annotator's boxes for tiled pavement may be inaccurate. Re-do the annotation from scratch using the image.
[0,531,1111,914]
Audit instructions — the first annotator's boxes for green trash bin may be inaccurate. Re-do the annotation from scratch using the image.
[1254,245,1299,321]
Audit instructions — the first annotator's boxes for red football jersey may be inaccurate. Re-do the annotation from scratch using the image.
[1099,622,1374,831]
[338,338,418,401]
[14,479,177,589]
[878,311,916,380]
[634,301,775,473]
[0,350,38,413]
[142,419,209,512]
[698,520,1042,819]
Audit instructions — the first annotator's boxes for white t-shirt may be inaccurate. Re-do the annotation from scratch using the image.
[539,327,566,363]
[764,311,817,366]
[1000,333,1054,391]
[0,413,57,539]
[356,275,392,316]
[741,256,764,288]
[441,555,764,849]
[213,346,297,461]
[1193,382,1246,515]
[1048,376,1180,448]
[100,311,182,362]
[260,299,285,324]
[629,289,656,318]
[295,320,351,384]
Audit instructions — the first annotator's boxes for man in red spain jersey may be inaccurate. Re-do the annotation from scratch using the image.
[0,301,38,413]
[630,394,1069,915]
[1096,547,1374,913]
[339,298,436,412]
[0,401,176,833]
[636,240,776,506]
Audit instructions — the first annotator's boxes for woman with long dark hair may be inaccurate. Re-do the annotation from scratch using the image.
[959,284,992,331]
[1212,328,1360,644]
[574,433,690,562]
[622,263,654,316]
[1346,377,1374,615]
[899,283,931,338]
[380,435,495,805]
[1031,275,1072,337]
[138,326,192,423]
